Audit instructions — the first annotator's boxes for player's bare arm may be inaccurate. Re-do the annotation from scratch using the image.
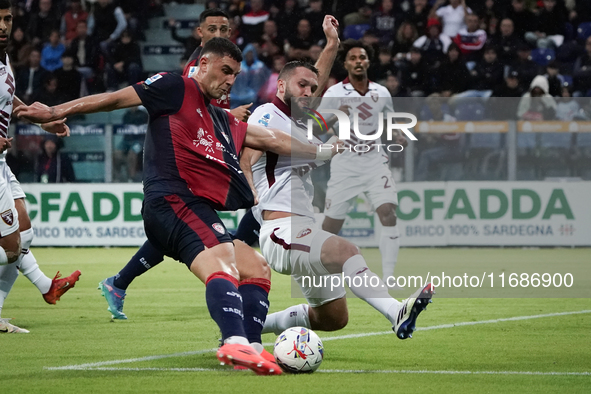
[12,95,71,137]
[15,86,142,125]
[244,123,340,161]
[313,15,340,97]
[239,147,263,204]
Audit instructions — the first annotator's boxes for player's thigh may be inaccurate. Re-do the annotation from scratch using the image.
[234,239,270,280]
[365,169,398,215]
[324,179,360,220]
[190,242,239,283]
[319,235,360,274]
[0,182,20,263]
[142,195,234,271]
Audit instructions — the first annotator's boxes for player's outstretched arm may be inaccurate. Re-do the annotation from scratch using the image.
[239,147,263,205]
[15,86,142,124]
[313,15,340,98]
[12,95,71,137]
[243,123,338,160]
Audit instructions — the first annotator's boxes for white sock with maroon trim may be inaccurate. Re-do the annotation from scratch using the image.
[262,304,310,335]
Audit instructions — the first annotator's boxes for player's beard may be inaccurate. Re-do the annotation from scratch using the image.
[284,85,309,116]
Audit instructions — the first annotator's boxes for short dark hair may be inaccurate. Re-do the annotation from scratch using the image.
[278,60,318,80]
[0,0,12,10]
[201,37,242,62]
[199,8,230,25]
[338,39,374,64]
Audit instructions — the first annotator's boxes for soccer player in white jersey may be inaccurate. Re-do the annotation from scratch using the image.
[241,28,434,339]
[320,39,408,284]
[0,0,80,334]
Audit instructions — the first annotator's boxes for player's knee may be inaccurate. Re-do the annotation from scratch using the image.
[338,238,360,260]
[377,204,397,226]
[1,234,21,264]
[256,253,271,280]
[315,311,348,331]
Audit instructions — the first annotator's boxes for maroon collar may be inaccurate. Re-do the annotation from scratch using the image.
[272,95,291,117]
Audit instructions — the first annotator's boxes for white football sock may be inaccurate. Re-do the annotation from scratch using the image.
[224,335,251,346]
[20,228,34,250]
[262,304,310,335]
[0,263,19,317]
[17,253,52,295]
[342,254,401,324]
[379,225,399,282]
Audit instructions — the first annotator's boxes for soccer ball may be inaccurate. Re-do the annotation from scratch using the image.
[273,327,324,373]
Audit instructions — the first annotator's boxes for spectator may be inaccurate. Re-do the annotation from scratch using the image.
[272,0,303,38]
[344,2,373,27]
[87,0,128,59]
[512,42,540,90]
[391,21,418,61]
[406,0,431,36]
[68,20,100,89]
[492,69,525,98]
[504,0,536,40]
[26,0,60,46]
[517,75,557,120]
[413,18,451,68]
[258,55,286,104]
[305,0,325,43]
[544,60,566,97]
[436,42,470,95]
[106,30,142,91]
[60,0,88,46]
[525,0,566,49]
[401,46,429,96]
[169,19,201,62]
[368,46,396,81]
[119,0,145,39]
[478,0,501,34]
[40,29,65,72]
[241,0,269,44]
[469,45,504,92]
[8,26,33,69]
[16,49,48,104]
[54,52,83,102]
[488,18,522,66]
[259,19,283,66]
[573,36,591,97]
[490,69,525,120]
[113,106,148,182]
[431,0,472,38]
[369,0,402,46]
[568,0,591,27]
[555,84,580,120]
[383,73,408,97]
[453,13,487,65]
[36,135,75,183]
[32,75,63,107]
[308,44,323,63]
[230,43,270,107]
[287,19,314,60]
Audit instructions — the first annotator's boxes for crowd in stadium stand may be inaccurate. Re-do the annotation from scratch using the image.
[8,0,591,107]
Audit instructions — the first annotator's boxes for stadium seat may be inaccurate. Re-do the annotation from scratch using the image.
[516,133,538,180]
[538,133,573,178]
[454,102,485,121]
[577,21,591,41]
[530,48,555,66]
[464,133,505,180]
[574,133,591,178]
[343,24,370,40]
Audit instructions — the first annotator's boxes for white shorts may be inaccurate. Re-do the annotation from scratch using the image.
[324,165,398,220]
[259,216,346,307]
[0,165,19,237]
[7,170,25,200]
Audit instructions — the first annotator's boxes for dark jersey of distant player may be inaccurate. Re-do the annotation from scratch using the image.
[183,45,231,109]
[132,73,254,211]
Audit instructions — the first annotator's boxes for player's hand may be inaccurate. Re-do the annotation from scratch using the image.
[322,15,340,45]
[0,137,13,153]
[395,134,408,148]
[14,102,55,123]
[231,103,253,122]
[41,118,70,137]
[327,135,344,157]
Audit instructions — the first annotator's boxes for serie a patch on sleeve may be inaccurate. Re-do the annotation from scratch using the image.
[258,113,272,127]
[144,74,163,85]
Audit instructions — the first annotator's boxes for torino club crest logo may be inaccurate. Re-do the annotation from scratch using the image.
[304,107,418,154]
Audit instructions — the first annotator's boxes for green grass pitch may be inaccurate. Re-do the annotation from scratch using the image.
[1,247,590,393]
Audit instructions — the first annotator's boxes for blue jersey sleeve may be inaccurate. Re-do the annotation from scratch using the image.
[132,73,185,118]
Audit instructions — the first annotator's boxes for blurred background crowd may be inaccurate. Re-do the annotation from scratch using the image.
[6,0,591,184]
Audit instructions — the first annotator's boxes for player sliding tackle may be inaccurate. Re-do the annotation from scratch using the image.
[241,29,434,340]
[16,37,339,375]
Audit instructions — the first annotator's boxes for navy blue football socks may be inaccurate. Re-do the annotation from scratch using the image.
[113,240,164,290]
[239,278,271,344]
[205,272,247,341]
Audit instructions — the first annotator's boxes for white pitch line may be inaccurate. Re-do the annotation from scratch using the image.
[45,309,591,371]
[46,366,591,377]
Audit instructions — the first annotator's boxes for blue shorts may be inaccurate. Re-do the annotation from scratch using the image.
[142,195,233,268]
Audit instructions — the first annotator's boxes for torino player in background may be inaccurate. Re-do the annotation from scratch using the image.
[0,0,81,334]
[241,26,434,339]
[320,39,408,285]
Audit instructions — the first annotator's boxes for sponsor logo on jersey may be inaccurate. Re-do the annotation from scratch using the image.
[258,112,271,127]
[296,228,312,238]
[212,223,225,234]
[1,209,13,226]
[144,74,163,85]
[0,68,6,77]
